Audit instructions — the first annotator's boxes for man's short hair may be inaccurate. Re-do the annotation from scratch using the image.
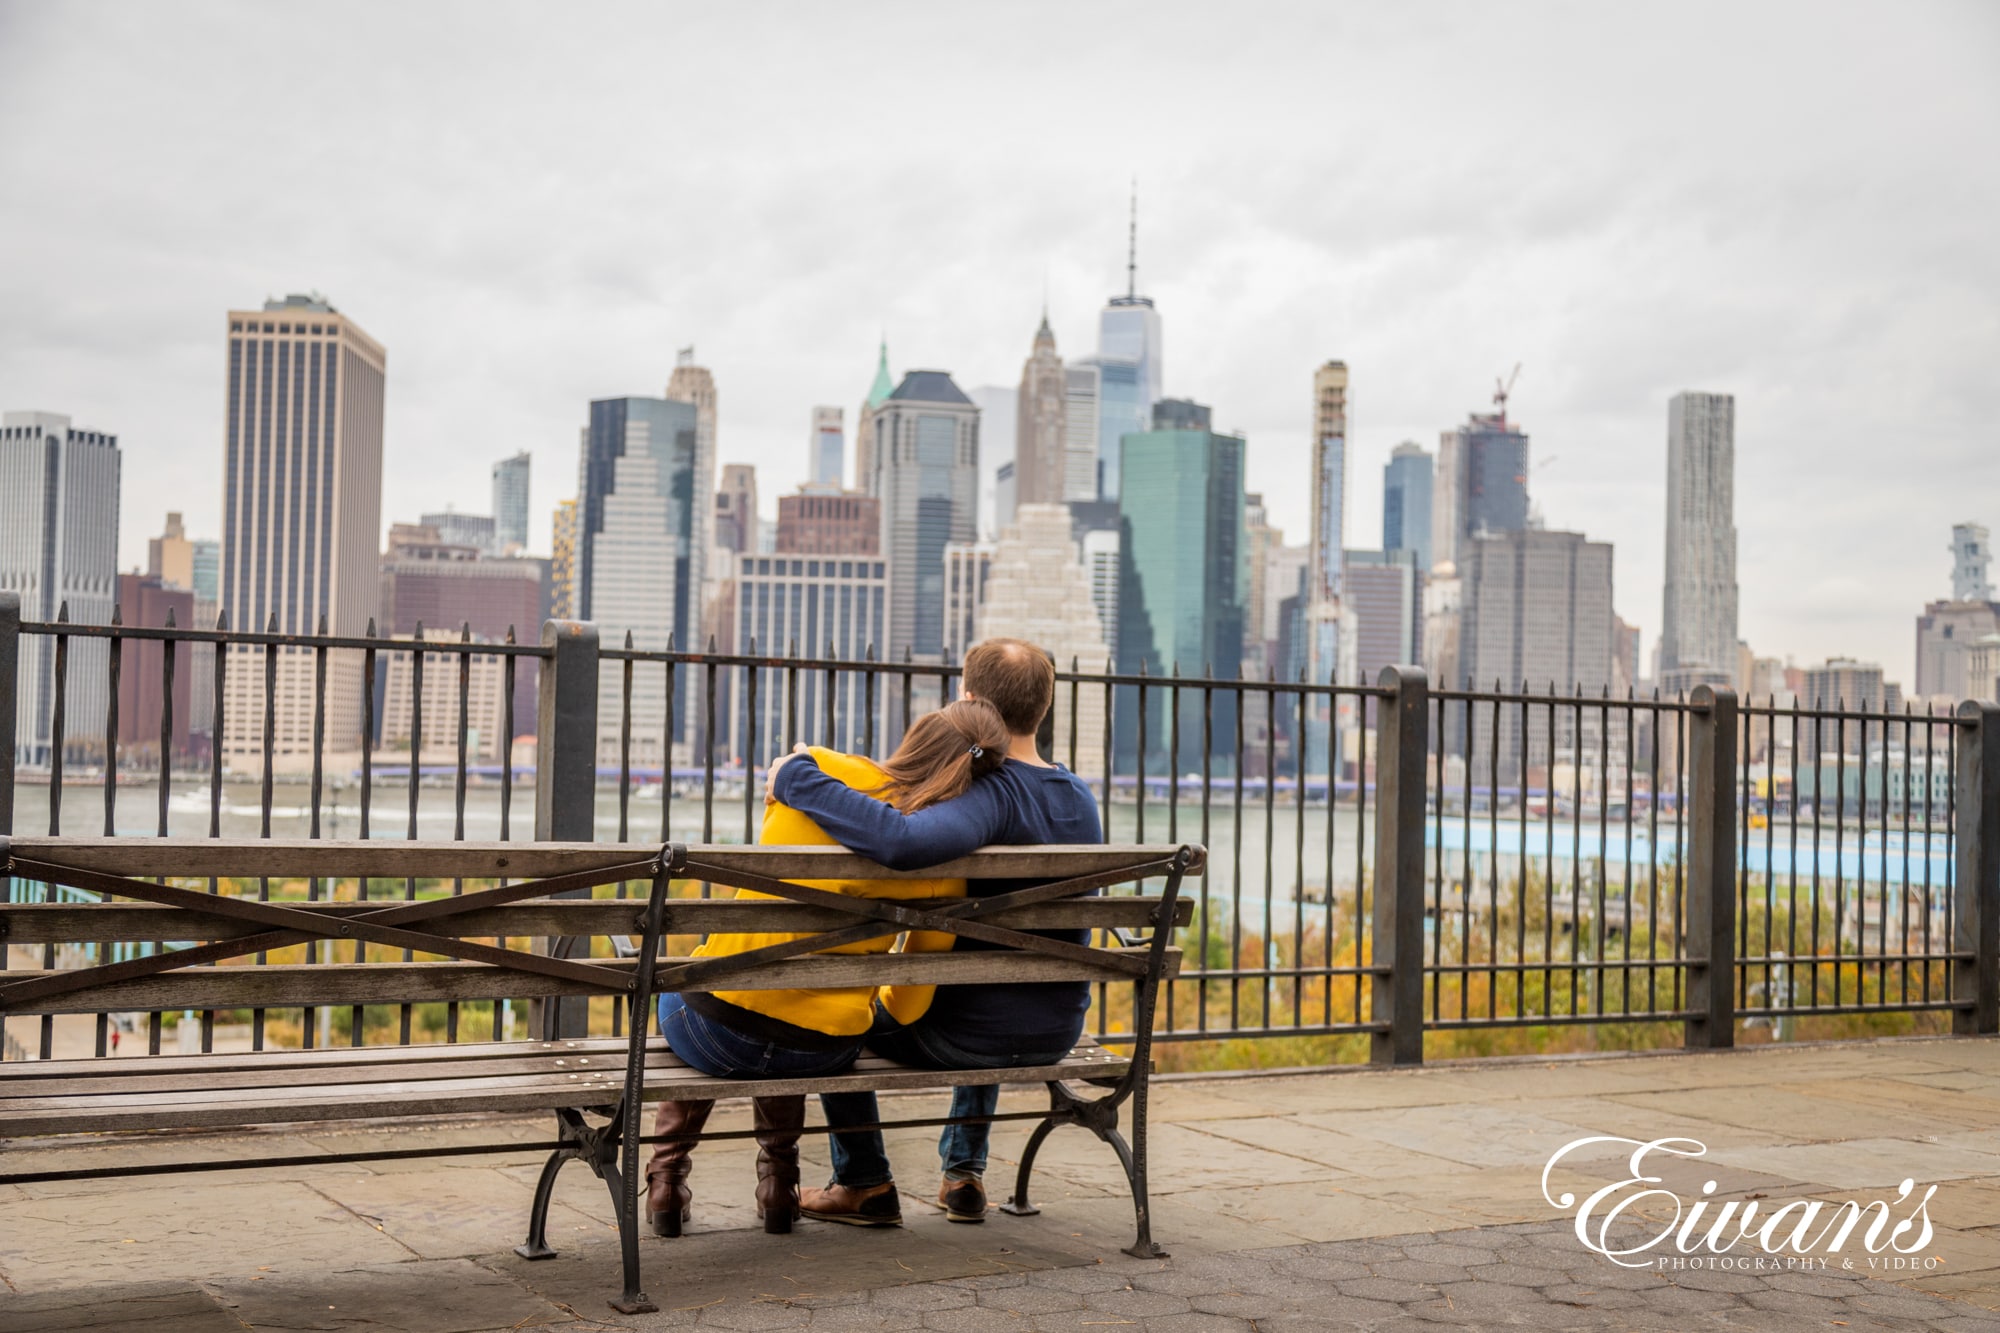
[962,638,1054,737]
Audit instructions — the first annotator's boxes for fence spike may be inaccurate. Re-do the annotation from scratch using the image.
[57,600,69,622]
[318,611,329,635]
[460,621,471,643]
[216,606,231,632]
[364,616,376,638]
[110,603,123,627]
[164,605,177,629]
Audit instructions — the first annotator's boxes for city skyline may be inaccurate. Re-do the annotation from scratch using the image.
[2,4,1994,688]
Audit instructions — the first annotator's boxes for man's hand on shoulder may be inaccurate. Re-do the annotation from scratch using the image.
[764,742,811,806]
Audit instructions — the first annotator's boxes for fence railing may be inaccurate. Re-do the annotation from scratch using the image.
[2,594,1995,1066]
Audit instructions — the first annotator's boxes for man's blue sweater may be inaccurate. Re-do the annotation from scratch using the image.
[771,752,1105,1057]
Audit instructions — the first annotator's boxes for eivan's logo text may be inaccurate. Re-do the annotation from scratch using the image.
[1541,1137,1936,1269]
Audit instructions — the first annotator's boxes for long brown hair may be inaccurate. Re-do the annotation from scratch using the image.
[868,699,1010,813]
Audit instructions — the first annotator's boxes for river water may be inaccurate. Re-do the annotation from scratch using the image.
[9,777,1954,917]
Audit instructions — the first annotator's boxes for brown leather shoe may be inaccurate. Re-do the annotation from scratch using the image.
[936,1174,986,1223]
[752,1095,806,1235]
[644,1098,714,1237]
[799,1180,903,1227]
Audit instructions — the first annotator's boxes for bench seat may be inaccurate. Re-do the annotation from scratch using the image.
[0,1035,1130,1137]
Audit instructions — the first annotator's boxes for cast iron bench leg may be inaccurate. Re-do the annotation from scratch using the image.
[515,1107,589,1261]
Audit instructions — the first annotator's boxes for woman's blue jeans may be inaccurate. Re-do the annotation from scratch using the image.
[656,993,862,1079]
[821,1007,1081,1187]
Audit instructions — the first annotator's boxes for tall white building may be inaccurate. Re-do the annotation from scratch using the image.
[1659,391,1738,691]
[1,411,122,766]
[976,504,1111,777]
[491,451,531,553]
[1062,364,1100,502]
[219,295,384,768]
[969,384,1015,540]
[579,396,700,764]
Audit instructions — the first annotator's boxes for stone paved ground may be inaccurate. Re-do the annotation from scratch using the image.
[6,1036,2000,1330]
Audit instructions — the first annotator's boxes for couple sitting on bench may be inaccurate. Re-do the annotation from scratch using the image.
[647,638,1099,1236]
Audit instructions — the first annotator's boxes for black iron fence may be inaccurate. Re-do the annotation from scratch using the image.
[2,595,1995,1064]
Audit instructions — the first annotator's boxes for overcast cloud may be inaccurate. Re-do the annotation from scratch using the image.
[2,1,1995,687]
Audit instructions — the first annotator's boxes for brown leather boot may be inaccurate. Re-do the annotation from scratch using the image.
[752,1095,806,1234]
[644,1098,714,1238]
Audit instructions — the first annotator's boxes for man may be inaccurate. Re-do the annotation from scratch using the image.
[763,638,1102,1226]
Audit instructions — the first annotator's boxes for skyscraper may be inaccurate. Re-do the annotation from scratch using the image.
[729,552,886,760]
[665,349,719,637]
[1062,364,1100,502]
[1081,527,1120,663]
[1014,315,1068,506]
[1433,405,1530,570]
[1659,392,1739,692]
[491,451,531,553]
[149,511,194,590]
[1344,549,1425,692]
[219,295,384,765]
[1309,362,1349,606]
[421,508,497,555]
[579,396,700,762]
[1090,189,1162,502]
[1915,521,2000,700]
[855,339,894,497]
[1116,400,1246,773]
[715,463,759,555]
[1954,522,1994,602]
[868,370,980,658]
[970,384,1016,539]
[776,491,880,556]
[809,407,844,490]
[2,410,121,766]
[1459,529,1614,772]
[976,504,1112,777]
[1382,442,1435,572]
[549,498,577,619]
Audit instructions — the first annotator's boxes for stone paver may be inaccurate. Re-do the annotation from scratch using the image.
[5,1036,2000,1328]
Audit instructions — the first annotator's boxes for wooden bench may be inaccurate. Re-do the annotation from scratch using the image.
[0,835,1201,1314]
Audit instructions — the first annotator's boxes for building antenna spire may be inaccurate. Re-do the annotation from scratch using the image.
[1126,178,1138,300]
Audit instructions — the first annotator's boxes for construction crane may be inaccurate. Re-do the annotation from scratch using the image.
[1493,363,1522,423]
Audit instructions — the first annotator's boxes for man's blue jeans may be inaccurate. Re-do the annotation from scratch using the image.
[656,993,862,1078]
[821,1007,1082,1187]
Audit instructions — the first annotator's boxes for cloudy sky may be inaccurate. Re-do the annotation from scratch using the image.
[3,2,1994,687]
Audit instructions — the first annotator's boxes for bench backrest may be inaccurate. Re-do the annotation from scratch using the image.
[0,838,1202,1023]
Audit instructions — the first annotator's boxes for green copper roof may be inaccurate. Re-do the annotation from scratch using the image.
[866,338,894,408]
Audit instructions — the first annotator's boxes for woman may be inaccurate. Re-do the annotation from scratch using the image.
[646,697,1010,1236]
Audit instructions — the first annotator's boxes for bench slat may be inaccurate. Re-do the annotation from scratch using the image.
[0,896,1192,945]
[6,838,1204,883]
[0,946,1180,1013]
[0,1044,1129,1136]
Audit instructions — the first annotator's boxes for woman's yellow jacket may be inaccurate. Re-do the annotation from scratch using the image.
[691,747,960,1036]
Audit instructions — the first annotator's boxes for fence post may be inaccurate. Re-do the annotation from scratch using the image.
[0,592,17,842]
[1953,701,1999,1036]
[1684,684,1738,1049]
[534,618,600,1040]
[1370,665,1428,1067]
